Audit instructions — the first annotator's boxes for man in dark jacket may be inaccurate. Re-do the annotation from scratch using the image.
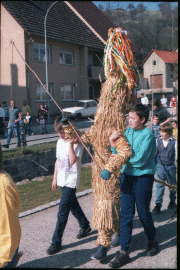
[2,100,21,148]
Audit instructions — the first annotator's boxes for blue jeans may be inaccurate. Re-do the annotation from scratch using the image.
[120,173,156,252]
[155,163,176,206]
[6,124,21,146]
[52,186,90,245]
[26,123,33,135]
[4,248,19,268]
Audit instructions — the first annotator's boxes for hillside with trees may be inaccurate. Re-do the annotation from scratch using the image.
[98,2,178,73]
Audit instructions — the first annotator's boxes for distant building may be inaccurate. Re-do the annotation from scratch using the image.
[142,49,178,90]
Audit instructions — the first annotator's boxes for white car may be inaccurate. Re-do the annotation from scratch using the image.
[62,100,97,120]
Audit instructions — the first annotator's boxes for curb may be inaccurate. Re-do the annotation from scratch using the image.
[19,188,93,218]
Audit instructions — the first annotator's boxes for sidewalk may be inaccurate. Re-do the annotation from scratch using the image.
[17,182,177,268]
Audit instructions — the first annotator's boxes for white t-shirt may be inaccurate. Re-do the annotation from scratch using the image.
[141,96,149,105]
[56,138,84,188]
[160,97,167,106]
[25,115,31,123]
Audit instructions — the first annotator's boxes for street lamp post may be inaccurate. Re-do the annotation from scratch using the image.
[44,1,58,123]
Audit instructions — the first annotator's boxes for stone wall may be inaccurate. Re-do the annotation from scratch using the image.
[3,148,92,183]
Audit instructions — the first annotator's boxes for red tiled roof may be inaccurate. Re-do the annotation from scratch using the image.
[155,50,178,63]
[69,1,140,53]
[2,1,140,53]
[142,49,178,65]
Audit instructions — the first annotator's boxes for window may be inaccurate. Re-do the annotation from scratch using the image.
[36,83,53,101]
[59,48,73,65]
[91,101,97,107]
[60,85,74,100]
[34,43,51,62]
[152,60,156,65]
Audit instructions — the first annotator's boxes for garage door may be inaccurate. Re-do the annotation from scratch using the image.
[151,74,163,89]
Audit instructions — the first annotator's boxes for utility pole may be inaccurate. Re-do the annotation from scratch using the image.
[44,1,58,123]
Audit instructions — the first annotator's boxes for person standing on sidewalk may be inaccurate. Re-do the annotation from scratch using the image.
[46,116,91,255]
[101,104,158,268]
[0,143,21,268]
[140,93,149,106]
[2,100,21,149]
[36,103,48,135]
[16,112,27,147]
[152,100,172,126]
[22,100,31,117]
[152,123,177,215]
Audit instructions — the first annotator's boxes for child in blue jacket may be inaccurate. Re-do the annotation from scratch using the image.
[153,123,177,215]
[101,103,158,268]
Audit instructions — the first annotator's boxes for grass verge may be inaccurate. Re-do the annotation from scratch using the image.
[2,141,57,160]
[17,165,92,213]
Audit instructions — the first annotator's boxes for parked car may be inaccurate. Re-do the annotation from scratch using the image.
[62,100,98,120]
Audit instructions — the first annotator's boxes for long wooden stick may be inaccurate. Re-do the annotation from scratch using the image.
[154,178,177,190]
[10,40,103,172]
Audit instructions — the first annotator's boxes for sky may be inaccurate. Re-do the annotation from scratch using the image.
[93,1,178,10]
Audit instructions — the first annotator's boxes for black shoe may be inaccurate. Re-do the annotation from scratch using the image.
[46,243,61,255]
[91,245,107,261]
[152,204,161,215]
[76,226,91,239]
[147,239,158,256]
[16,144,21,148]
[168,201,177,209]
[110,234,120,247]
[41,132,44,135]
[109,251,131,268]
[2,144,9,149]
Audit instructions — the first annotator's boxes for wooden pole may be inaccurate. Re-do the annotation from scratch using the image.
[151,89,154,130]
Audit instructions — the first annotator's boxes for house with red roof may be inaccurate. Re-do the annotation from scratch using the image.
[142,49,178,91]
[0,1,139,117]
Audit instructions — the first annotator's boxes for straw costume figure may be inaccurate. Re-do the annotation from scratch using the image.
[61,27,139,260]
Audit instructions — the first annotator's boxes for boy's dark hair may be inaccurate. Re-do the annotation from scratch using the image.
[2,101,7,105]
[153,114,159,119]
[130,103,149,125]
[159,123,173,136]
[54,116,64,132]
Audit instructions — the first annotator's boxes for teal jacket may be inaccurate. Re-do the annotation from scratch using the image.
[121,127,156,176]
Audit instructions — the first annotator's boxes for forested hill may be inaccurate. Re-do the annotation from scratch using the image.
[98,2,178,72]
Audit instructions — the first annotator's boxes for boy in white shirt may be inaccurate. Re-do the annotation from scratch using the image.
[47,116,91,255]
[25,111,33,135]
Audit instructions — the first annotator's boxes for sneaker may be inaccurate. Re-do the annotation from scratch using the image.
[91,245,107,261]
[2,144,9,149]
[76,226,91,239]
[41,132,44,135]
[147,239,158,256]
[152,204,161,215]
[46,243,61,255]
[168,201,177,209]
[109,251,131,268]
[16,144,21,148]
[110,234,120,247]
